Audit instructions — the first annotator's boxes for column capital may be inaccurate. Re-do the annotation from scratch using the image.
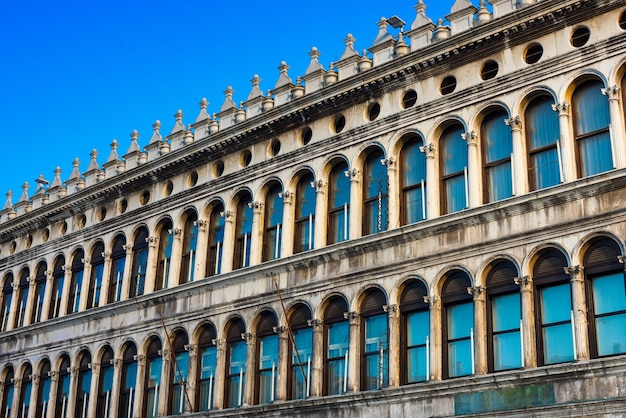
[307,318,323,328]
[46,270,54,280]
[158,348,170,358]
[69,366,78,377]
[601,85,620,100]
[101,251,112,260]
[241,332,256,344]
[383,304,398,317]
[184,343,198,355]
[48,371,59,380]
[343,311,359,324]
[169,228,182,238]
[419,143,436,158]
[344,168,360,182]
[211,338,225,350]
[221,210,234,223]
[111,358,123,368]
[133,354,146,366]
[380,157,396,169]
[551,101,569,116]
[146,236,158,246]
[514,275,532,290]
[82,257,90,265]
[311,180,326,193]
[272,325,287,335]
[467,285,486,300]
[423,294,440,309]
[504,116,522,131]
[195,219,209,231]
[564,265,584,281]
[278,191,293,204]
[28,276,36,287]
[461,130,478,145]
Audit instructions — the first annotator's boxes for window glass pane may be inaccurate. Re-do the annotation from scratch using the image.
[595,313,626,356]
[540,284,571,324]
[493,331,522,370]
[527,97,560,150]
[484,111,513,163]
[125,363,137,390]
[442,126,467,175]
[174,352,189,383]
[531,148,560,190]
[292,328,313,363]
[201,347,217,378]
[148,358,162,387]
[229,342,246,374]
[593,272,626,314]
[444,175,466,214]
[328,322,349,358]
[407,345,427,383]
[407,310,429,346]
[365,314,388,353]
[448,339,472,377]
[404,186,425,224]
[259,335,279,369]
[447,302,473,340]
[574,81,610,135]
[330,165,350,209]
[543,323,574,363]
[492,293,520,332]
[364,348,388,390]
[327,358,346,395]
[487,161,512,202]
[580,131,613,176]
[402,140,426,186]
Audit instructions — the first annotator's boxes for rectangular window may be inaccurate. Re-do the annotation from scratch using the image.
[540,284,574,364]
[327,322,349,395]
[592,272,626,356]
[447,302,473,377]
[491,293,522,370]
[406,310,429,383]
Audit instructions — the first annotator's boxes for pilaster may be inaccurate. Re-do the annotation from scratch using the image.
[168,228,183,287]
[384,304,400,386]
[565,265,589,360]
[212,339,226,409]
[468,286,487,375]
[420,143,438,219]
[515,275,536,368]
[462,130,479,208]
[552,102,575,182]
[220,210,235,274]
[144,236,158,294]
[312,180,326,249]
[382,157,398,229]
[344,311,360,392]
[242,332,256,406]
[279,192,294,258]
[194,220,209,281]
[602,85,625,169]
[308,319,324,397]
[345,169,360,240]
[249,202,263,267]
[425,295,441,381]
[274,326,288,402]
[505,116,528,196]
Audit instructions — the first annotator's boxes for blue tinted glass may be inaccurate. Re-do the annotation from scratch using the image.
[102,367,114,392]
[593,272,626,314]
[404,186,425,224]
[40,377,51,402]
[574,80,610,135]
[483,111,513,163]
[402,139,426,186]
[540,284,571,324]
[73,270,84,313]
[365,154,388,199]
[174,352,189,382]
[532,148,560,190]
[211,210,225,243]
[81,371,92,394]
[22,380,32,406]
[596,313,626,356]
[365,314,388,353]
[229,342,247,374]
[238,198,253,235]
[527,96,560,150]
[493,331,522,370]
[297,176,316,218]
[149,358,162,386]
[293,328,313,363]
[442,125,467,175]
[125,363,137,390]
[407,346,427,383]
[492,293,521,332]
[327,358,346,395]
[444,174,466,214]
[543,323,574,364]
[580,131,613,176]
[328,321,349,358]
[448,339,472,377]
[364,349,388,390]
[407,310,429,346]
[330,164,350,209]
[201,347,217,379]
[447,302,473,340]
[266,189,283,227]
[259,334,279,369]
[487,160,512,202]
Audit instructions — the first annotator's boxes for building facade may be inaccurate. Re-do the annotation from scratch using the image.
[2,0,626,416]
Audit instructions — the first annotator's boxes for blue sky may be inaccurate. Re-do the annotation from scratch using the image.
[0,0,458,199]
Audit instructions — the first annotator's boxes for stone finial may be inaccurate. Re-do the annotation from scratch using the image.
[359,50,373,71]
[220,86,236,112]
[127,130,141,154]
[107,140,120,163]
[274,61,293,89]
[373,17,393,45]
[195,98,210,123]
[149,120,162,144]
[86,149,99,171]
[19,183,29,203]
[433,18,451,41]
[3,190,13,210]
[68,158,81,180]
[411,0,433,29]
[171,110,185,134]
[33,175,49,196]
[476,0,491,24]
[247,75,263,101]
[340,34,359,60]
[305,47,324,74]
[50,167,63,188]
[395,32,409,57]
[183,125,194,144]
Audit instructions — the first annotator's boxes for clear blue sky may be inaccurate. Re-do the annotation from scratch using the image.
[0,0,458,199]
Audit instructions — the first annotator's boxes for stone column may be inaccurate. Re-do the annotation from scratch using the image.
[212,339,226,409]
[345,311,360,392]
[58,265,72,317]
[308,319,324,397]
[40,270,54,322]
[24,275,37,326]
[10,378,21,418]
[79,258,92,311]
[158,349,171,417]
[109,358,122,418]
[220,211,235,274]
[185,344,198,413]
[242,332,256,406]
[27,374,39,418]
[346,169,361,240]
[274,326,288,401]
[87,362,100,418]
[6,277,19,330]
[66,366,79,418]
[312,181,327,249]
[469,286,487,375]
[602,85,625,169]
[100,252,112,305]
[505,116,528,196]
[385,304,400,387]
[565,265,589,360]
[279,193,294,258]
[144,237,158,294]
[420,143,438,219]
[120,245,134,299]
[132,355,146,418]
[168,228,183,287]
[383,158,399,229]
[249,202,263,267]
[515,275,536,368]
[462,130,480,208]
[47,371,59,418]
[194,220,209,281]
[428,296,442,381]
[551,102,575,182]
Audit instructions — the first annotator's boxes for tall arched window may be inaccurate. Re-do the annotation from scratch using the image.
[294,173,316,254]
[87,242,105,309]
[35,360,51,417]
[573,79,613,177]
[1,274,14,331]
[143,337,162,418]
[360,288,388,390]
[55,355,70,418]
[155,219,174,291]
[486,260,522,371]
[362,148,389,236]
[196,324,217,412]
[32,263,47,323]
[323,295,349,395]
[74,351,92,418]
[255,311,278,404]
[327,161,350,244]
[224,318,246,408]
[179,211,199,284]
[583,238,626,357]
[17,364,32,418]
[262,184,283,262]
[233,193,253,270]
[400,280,429,384]
[109,235,126,303]
[482,109,513,202]
[67,249,85,314]
[1,367,14,417]
[96,347,114,417]
[288,304,312,400]
[400,135,427,225]
[130,228,148,298]
[440,124,468,214]
[525,95,561,190]
[14,269,29,328]
[206,204,225,277]
[533,250,574,365]
[442,271,474,378]
[119,342,138,418]
[49,257,65,319]
[169,331,190,415]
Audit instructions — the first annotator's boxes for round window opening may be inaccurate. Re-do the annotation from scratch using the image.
[333,115,346,134]
[163,180,174,197]
[9,241,16,254]
[524,43,543,64]
[42,228,50,243]
[268,139,281,157]
[571,26,590,47]
[301,127,313,145]
[620,10,626,30]
[214,160,225,177]
[25,234,32,249]
[119,199,128,214]
[402,90,417,109]
[440,75,457,95]
[187,171,198,188]
[97,206,107,221]
[139,190,150,206]
[76,214,87,229]
[480,60,499,80]
[60,221,68,236]
[367,103,381,121]
[240,150,252,168]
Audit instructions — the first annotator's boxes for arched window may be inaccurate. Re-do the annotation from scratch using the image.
[327,161,350,244]
[169,331,190,415]
[224,318,246,408]
[323,295,349,395]
[400,135,427,225]
[67,249,85,314]
[130,228,148,298]
[55,355,70,418]
[486,260,522,371]
[360,288,388,390]
[525,95,561,190]
[583,238,626,357]
[363,149,389,235]
[49,257,65,319]
[179,211,199,284]
[294,173,316,253]
[206,204,225,277]
[87,242,105,309]
[440,124,468,214]
[573,79,613,177]
[255,311,278,404]
[196,324,217,411]
[17,364,32,418]
[14,269,29,328]
[119,342,138,418]
[143,337,162,418]
[32,263,47,323]
[262,184,283,262]
[288,304,312,400]
[233,193,253,270]
[482,109,513,202]
[442,271,474,378]
[1,367,14,417]
[109,235,127,303]
[533,250,574,365]
[35,360,51,417]
[96,347,114,417]
[74,351,92,418]
[1,274,14,331]
[155,219,174,290]
[400,280,429,384]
